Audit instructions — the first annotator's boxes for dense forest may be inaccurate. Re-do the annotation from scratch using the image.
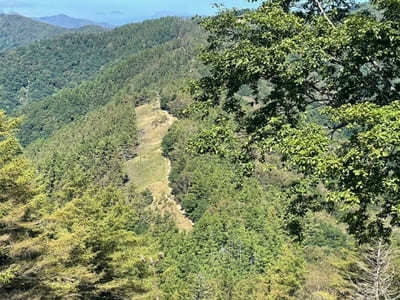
[0,14,105,54]
[1,0,400,299]
[0,17,194,113]
[0,14,69,53]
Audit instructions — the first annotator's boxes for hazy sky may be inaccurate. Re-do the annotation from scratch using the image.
[0,0,259,25]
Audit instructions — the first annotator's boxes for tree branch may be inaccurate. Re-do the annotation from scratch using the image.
[314,0,336,28]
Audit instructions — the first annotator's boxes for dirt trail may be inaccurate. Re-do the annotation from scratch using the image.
[126,100,193,232]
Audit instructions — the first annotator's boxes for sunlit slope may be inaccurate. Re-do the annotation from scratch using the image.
[126,100,193,231]
[0,14,69,53]
[0,17,197,113]
[18,26,203,146]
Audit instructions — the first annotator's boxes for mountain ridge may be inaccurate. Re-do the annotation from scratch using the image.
[35,14,113,29]
[0,17,196,113]
[0,13,108,53]
[0,13,68,53]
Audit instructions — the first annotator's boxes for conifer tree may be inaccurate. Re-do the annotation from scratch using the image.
[0,110,45,294]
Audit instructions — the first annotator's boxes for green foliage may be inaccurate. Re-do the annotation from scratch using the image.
[192,0,400,242]
[0,19,206,298]
[374,0,400,20]
[0,14,70,53]
[161,1,400,297]
[0,110,39,206]
[0,109,161,299]
[297,246,357,299]
[162,119,199,158]
[161,114,309,297]
[265,245,305,299]
[33,187,158,299]
[159,179,305,299]
[1,186,159,299]
[303,213,353,250]
[18,25,203,146]
[186,123,240,159]
[262,101,400,241]
[0,110,45,297]
[193,1,399,127]
[164,115,252,221]
[2,1,399,296]
[0,265,19,286]
[160,93,177,111]
[26,96,137,205]
[0,17,197,113]
[171,155,239,221]
[0,14,105,56]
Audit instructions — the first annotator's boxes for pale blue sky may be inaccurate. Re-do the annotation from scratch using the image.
[0,0,259,25]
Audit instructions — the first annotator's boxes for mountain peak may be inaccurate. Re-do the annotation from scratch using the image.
[36,14,112,29]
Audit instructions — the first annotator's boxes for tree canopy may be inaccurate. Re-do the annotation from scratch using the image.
[190,0,400,242]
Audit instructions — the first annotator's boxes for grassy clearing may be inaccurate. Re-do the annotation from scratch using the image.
[126,100,193,232]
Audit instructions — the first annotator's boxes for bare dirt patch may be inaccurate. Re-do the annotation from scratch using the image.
[126,100,193,232]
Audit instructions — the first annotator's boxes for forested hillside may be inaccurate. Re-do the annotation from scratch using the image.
[0,14,69,53]
[0,17,204,298]
[0,14,106,54]
[158,0,400,297]
[17,22,202,146]
[0,17,195,113]
[1,0,400,299]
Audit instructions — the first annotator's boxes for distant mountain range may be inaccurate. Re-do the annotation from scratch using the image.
[0,13,108,53]
[35,14,113,29]
[0,14,69,53]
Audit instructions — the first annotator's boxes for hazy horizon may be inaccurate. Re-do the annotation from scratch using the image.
[0,0,258,25]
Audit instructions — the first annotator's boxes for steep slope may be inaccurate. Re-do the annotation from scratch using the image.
[0,14,107,55]
[4,96,162,299]
[26,96,138,201]
[4,26,204,297]
[17,26,204,146]
[0,17,197,113]
[0,14,69,53]
[1,1,400,298]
